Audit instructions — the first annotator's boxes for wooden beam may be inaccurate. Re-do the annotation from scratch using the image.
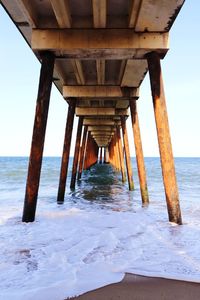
[130,99,149,205]
[22,52,55,222]
[50,1,85,86]
[121,116,134,191]
[63,86,138,98]
[83,119,121,126]
[91,131,114,135]
[17,0,38,27]
[32,30,169,59]
[76,107,129,116]
[92,0,106,28]
[129,0,142,28]
[57,100,76,203]
[147,51,182,224]
[116,127,126,182]
[88,126,115,131]
[70,60,85,85]
[92,0,106,84]
[96,59,105,85]
[50,0,71,28]
[78,126,88,180]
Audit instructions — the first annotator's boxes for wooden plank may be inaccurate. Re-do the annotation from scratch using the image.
[22,52,55,222]
[32,30,169,59]
[50,0,71,28]
[92,0,106,28]
[50,1,85,86]
[71,60,85,85]
[129,0,142,28]
[17,0,38,27]
[63,86,138,98]
[147,51,182,224]
[135,0,185,32]
[121,60,148,87]
[96,59,105,85]
[92,0,106,85]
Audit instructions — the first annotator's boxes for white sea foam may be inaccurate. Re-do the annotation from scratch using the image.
[1,203,200,300]
[0,157,200,299]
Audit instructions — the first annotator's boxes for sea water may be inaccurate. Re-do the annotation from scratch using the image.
[0,157,200,299]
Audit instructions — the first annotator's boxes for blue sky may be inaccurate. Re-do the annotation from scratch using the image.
[0,1,199,157]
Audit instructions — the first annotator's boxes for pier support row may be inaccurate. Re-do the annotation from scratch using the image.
[84,132,99,170]
[147,52,182,224]
[22,52,55,222]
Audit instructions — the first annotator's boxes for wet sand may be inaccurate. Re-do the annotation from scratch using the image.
[69,273,200,300]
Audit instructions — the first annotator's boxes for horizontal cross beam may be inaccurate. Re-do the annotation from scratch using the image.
[32,29,169,59]
[76,107,129,116]
[88,126,116,131]
[64,86,139,98]
[83,119,121,126]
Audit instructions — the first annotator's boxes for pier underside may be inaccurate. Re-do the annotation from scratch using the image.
[1,0,185,223]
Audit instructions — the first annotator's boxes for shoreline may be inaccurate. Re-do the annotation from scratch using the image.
[69,273,200,300]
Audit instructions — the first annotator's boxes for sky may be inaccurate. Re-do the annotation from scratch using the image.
[0,1,199,157]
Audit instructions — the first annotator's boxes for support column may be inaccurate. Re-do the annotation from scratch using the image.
[22,52,55,222]
[121,116,134,191]
[70,117,83,189]
[130,99,149,205]
[104,147,109,164]
[103,147,106,163]
[57,100,76,203]
[77,125,88,180]
[116,126,126,182]
[147,51,182,224]
[99,147,103,164]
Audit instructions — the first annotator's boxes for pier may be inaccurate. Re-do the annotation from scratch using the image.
[1,0,184,224]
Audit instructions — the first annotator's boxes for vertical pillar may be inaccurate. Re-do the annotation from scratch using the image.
[103,147,106,163]
[57,100,76,203]
[116,126,126,182]
[104,147,109,163]
[114,132,120,171]
[99,147,103,164]
[70,117,83,189]
[147,51,182,224]
[77,125,88,180]
[130,99,149,205]
[22,52,55,222]
[121,116,134,191]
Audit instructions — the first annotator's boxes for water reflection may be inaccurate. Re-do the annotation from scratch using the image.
[73,164,135,212]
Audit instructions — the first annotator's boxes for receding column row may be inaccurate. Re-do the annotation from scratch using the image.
[22,51,182,225]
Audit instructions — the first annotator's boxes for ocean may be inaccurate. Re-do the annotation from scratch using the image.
[0,157,200,299]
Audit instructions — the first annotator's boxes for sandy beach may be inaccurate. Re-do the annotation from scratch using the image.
[70,273,200,300]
